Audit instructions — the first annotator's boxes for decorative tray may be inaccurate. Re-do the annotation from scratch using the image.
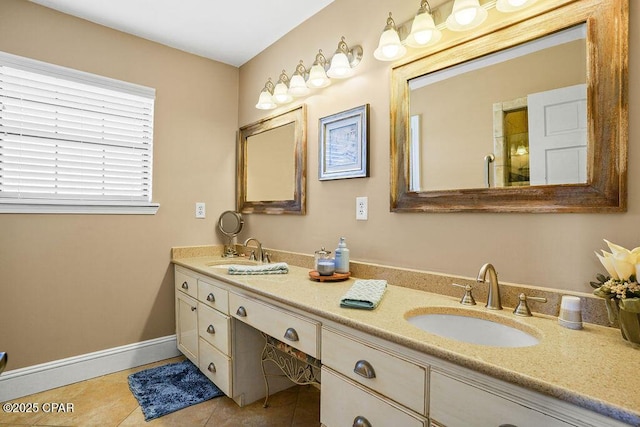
[308,270,351,282]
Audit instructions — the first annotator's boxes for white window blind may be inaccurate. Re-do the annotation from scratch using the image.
[0,51,158,214]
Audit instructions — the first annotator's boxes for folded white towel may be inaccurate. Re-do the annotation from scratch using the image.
[340,280,387,310]
[228,262,289,275]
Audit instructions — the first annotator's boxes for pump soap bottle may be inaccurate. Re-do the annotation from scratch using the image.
[334,237,350,274]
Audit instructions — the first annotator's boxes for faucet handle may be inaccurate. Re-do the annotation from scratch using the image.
[452,283,476,306]
[248,250,257,261]
[263,252,271,263]
[513,293,547,317]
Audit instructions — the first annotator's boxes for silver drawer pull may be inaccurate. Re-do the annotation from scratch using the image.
[191,306,197,312]
[236,306,247,317]
[353,360,376,379]
[181,281,189,290]
[207,325,215,334]
[207,293,215,302]
[208,362,216,373]
[283,327,299,342]
[353,415,372,427]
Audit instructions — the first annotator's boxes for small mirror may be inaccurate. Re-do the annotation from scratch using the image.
[218,210,244,257]
[237,105,306,214]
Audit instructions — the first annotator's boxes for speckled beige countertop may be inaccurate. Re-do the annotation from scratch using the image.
[172,251,640,426]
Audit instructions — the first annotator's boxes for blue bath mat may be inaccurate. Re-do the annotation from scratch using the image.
[128,359,224,421]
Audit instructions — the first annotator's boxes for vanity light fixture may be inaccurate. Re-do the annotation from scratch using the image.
[374,13,407,62]
[307,49,331,89]
[288,60,310,97]
[496,0,538,12]
[255,78,277,110]
[327,36,363,79]
[254,39,365,109]
[272,70,293,105]
[406,0,442,48]
[445,0,488,31]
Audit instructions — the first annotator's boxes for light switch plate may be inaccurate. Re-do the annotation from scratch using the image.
[195,202,206,218]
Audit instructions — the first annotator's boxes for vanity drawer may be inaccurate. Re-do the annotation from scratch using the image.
[322,327,427,415]
[175,267,198,299]
[229,292,320,358]
[198,304,231,356]
[198,278,229,314]
[198,338,231,397]
[430,371,572,427]
[321,366,427,427]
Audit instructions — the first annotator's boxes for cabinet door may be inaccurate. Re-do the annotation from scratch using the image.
[321,367,427,427]
[430,371,572,427]
[175,290,198,364]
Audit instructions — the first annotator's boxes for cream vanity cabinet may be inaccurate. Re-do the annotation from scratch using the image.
[174,266,232,396]
[175,264,629,426]
[321,324,627,427]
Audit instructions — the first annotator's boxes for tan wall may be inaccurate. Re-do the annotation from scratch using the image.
[0,0,238,370]
[238,0,638,293]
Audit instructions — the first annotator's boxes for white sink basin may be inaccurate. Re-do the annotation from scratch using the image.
[407,311,539,348]
[205,259,257,269]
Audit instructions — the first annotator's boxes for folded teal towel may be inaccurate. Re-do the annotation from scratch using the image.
[340,280,387,310]
[228,262,289,275]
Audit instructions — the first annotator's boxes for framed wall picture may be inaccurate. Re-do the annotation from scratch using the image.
[318,104,370,180]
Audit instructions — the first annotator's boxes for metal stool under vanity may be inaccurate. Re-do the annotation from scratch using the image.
[259,333,321,407]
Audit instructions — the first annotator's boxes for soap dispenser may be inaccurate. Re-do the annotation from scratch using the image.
[334,237,350,273]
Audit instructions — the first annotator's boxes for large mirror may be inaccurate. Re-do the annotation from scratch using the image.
[391,0,627,212]
[237,105,306,214]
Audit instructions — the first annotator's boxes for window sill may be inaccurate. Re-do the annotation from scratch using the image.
[0,201,160,215]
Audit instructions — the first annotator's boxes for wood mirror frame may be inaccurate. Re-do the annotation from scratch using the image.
[237,105,306,215]
[390,0,628,213]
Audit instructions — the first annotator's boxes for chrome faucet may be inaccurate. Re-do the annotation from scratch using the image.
[243,237,263,263]
[477,263,502,310]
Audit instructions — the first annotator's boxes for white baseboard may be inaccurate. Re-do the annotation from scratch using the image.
[0,335,180,402]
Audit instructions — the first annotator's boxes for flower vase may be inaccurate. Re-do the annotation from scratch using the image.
[604,297,640,346]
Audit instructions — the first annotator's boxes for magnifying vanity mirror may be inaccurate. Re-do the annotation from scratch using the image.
[237,105,306,214]
[390,0,627,212]
[218,210,244,257]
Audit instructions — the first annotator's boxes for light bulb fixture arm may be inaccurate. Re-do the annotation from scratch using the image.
[276,70,290,86]
[293,60,308,79]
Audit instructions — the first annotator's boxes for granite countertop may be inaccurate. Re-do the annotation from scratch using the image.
[173,255,640,426]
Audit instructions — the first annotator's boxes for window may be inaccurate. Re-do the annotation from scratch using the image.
[0,51,158,214]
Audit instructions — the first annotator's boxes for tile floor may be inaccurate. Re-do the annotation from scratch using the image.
[0,357,320,426]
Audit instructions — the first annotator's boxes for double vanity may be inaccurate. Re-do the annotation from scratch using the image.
[172,246,639,427]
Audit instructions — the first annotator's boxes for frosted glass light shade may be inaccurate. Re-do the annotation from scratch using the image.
[288,74,310,97]
[255,90,276,110]
[272,81,292,104]
[446,0,487,31]
[496,0,538,12]
[406,12,442,48]
[307,64,331,88]
[327,52,352,78]
[374,28,406,61]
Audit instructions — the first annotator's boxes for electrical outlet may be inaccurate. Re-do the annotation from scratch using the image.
[356,196,368,220]
[195,202,206,219]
